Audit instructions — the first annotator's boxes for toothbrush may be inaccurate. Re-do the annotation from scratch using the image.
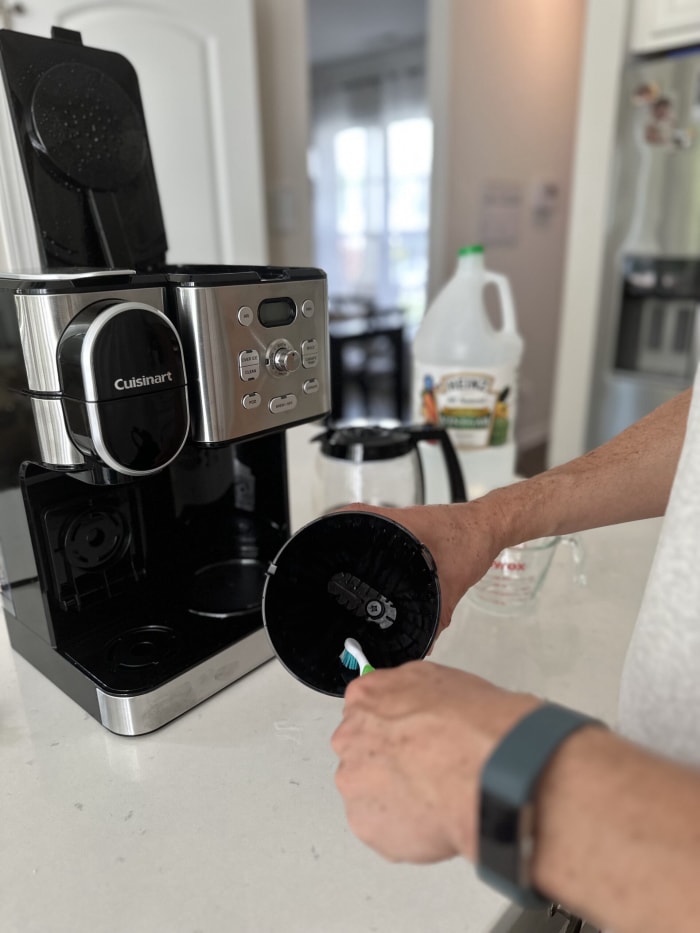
[339,637,375,675]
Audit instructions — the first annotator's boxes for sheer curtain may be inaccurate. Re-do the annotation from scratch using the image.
[309,41,432,324]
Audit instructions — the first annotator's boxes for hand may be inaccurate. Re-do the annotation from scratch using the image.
[331,661,540,864]
[340,501,505,635]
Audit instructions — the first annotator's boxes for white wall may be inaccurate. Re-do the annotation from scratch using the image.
[427,0,586,451]
[548,0,631,466]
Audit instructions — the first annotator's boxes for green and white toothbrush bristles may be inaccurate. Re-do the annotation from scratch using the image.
[339,637,375,675]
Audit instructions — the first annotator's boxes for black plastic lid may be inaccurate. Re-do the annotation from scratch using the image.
[314,425,415,461]
[262,511,440,697]
[0,269,165,294]
[165,264,326,286]
[0,28,167,270]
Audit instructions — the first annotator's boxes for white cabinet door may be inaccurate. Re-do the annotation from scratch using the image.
[7,0,268,265]
[631,0,700,53]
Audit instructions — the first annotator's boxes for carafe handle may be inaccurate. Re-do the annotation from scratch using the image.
[483,270,519,335]
[405,424,468,503]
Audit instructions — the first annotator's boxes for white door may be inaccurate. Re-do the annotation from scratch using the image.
[5,0,268,265]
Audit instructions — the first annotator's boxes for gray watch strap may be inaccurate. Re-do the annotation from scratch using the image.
[477,703,605,907]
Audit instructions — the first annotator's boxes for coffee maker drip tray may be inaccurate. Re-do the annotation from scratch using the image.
[188,559,267,619]
[64,602,263,696]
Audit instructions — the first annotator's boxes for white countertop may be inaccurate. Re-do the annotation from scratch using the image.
[0,423,663,933]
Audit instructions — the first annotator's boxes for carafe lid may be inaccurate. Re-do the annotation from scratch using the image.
[314,425,415,461]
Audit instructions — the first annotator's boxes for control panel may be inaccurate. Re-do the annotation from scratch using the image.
[172,276,330,444]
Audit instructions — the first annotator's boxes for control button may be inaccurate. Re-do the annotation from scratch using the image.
[303,379,320,395]
[242,392,262,410]
[272,346,301,374]
[301,299,315,318]
[238,349,260,381]
[237,306,254,326]
[269,394,298,414]
[301,338,319,368]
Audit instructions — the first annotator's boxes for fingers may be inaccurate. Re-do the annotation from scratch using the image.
[330,660,540,866]
[331,665,420,759]
[333,716,458,864]
[341,661,439,716]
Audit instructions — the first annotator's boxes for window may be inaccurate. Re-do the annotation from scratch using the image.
[309,45,432,324]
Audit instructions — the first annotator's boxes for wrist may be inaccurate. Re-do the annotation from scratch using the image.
[476,483,538,554]
[480,471,571,548]
[450,496,512,590]
[450,692,541,862]
[530,723,615,901]
[476,703,607,907]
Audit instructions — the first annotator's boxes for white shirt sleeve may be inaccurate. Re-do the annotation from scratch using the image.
[617,365,700,766]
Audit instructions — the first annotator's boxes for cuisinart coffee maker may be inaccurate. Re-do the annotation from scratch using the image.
[0,28,330,734]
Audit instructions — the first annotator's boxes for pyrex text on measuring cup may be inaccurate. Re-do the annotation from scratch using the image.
[467,535,586,616]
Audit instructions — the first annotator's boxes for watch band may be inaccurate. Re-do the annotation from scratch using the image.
[477,703,605,908]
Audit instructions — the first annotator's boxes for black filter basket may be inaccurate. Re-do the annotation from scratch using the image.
[262,512,440,696]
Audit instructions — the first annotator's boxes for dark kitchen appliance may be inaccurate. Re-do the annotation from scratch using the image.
[588,50,700,448]
[0,27,330,734]
[263,511,440,697]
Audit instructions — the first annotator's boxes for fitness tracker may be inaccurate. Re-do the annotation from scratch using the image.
[477,703,605,908]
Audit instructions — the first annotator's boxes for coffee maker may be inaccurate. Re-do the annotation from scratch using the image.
[0,28,330,734]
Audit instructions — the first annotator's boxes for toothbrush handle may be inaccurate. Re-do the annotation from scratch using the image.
[361,664,375,675]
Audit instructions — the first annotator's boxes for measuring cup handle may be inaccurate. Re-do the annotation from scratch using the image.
[561,534,587,586]
[406,424,468,502]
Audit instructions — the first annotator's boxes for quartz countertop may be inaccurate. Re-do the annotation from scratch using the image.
[0,423,663,933]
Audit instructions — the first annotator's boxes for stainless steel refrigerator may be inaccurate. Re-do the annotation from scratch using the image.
[587,48,700,449]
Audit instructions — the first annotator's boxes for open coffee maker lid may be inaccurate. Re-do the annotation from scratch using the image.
[314,424,418,461]
[0,26,168,271]
[262,511,440,697]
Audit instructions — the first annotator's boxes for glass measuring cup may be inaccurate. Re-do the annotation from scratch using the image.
[466,535,586,616]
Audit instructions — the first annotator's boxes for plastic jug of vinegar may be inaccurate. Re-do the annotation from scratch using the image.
[412,244,523,499]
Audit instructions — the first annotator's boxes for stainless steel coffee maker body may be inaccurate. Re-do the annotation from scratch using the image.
[0,266,329,734]
[0,27,330,734]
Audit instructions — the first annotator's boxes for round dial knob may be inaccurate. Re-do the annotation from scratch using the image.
[57,301,189,476]
[272,345,301,374]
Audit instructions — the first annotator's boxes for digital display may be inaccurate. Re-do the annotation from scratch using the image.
[258,297,296,327]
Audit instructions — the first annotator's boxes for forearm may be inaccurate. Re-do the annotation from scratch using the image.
[333,663,700,928]
[531,726,700,933]
[346,391,691,627]
[480,388,692,547]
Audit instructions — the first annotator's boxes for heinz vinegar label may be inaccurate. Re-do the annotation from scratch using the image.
[415,363,517,449]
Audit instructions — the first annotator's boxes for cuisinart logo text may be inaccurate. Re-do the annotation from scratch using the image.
[114,371,174,391]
